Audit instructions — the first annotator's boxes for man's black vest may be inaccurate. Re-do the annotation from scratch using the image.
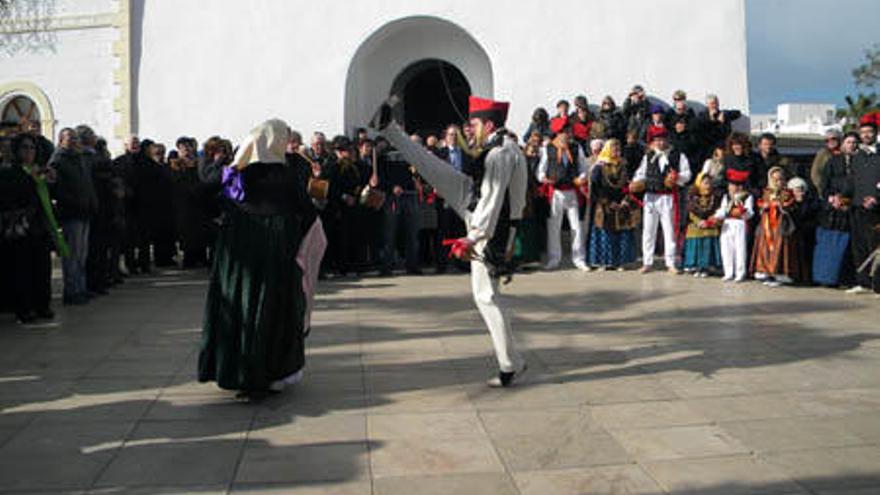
[467,131,515,272]
[545,142,580,187]
[644,149,681,193]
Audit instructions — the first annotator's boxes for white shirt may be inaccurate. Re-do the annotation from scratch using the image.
[467,132,528,244]
[633,148,693,188]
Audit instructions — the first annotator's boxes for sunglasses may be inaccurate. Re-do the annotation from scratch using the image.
[19,145,36,150]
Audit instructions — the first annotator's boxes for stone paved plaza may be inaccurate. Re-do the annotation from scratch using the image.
[1,267,879,494]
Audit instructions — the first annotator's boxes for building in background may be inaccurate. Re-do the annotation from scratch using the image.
[751,102,842,136]
[1,0,750,152]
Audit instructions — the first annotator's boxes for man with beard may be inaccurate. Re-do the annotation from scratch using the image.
[847,117,880,295]
[371,95,528,387]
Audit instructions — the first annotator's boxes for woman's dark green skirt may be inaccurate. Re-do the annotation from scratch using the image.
[198,206,306,392]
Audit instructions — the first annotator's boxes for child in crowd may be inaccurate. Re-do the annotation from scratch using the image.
[752,166,800,287]
[683,173,723,277]
[714,169,754,282]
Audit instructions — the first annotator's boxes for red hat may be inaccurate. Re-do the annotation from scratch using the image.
[859,111,880,129]
[647,126,668,142]
[726,168,750,185]
[469,96,510,125]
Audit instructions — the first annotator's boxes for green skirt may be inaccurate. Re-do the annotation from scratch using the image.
[198,206,306,392]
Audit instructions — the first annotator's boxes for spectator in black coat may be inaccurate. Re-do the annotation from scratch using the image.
[49,128,98,305]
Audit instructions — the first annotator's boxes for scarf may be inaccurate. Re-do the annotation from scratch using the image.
[551,135,574,165]
[597,139,621,166]
[23,164,70,258]
[233,118,290,171]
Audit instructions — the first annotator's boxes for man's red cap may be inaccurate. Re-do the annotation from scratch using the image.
[859,111,880,128]
[647,126,668,142]
[726,168,750,185]
[469,96,509,125]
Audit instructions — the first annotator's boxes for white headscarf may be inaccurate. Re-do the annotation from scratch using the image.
[233,118,290,170]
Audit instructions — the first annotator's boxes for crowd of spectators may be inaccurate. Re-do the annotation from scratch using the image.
[1,84,878,324]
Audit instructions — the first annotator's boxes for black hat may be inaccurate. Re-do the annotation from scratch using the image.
[332,135,352,151]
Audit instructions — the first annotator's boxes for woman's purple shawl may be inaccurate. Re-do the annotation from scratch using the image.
[221,166,245,203]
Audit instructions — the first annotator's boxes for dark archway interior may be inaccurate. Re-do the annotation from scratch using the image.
[390,59,471,138]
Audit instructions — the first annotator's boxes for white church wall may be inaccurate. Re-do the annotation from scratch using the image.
[0,26,120,143]
[137,0,748,146]
[52,0,117,18]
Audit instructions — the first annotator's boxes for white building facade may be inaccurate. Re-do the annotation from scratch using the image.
[1,0,750,152]
[751,103,842,135]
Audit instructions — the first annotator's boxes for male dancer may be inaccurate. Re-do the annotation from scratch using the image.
[370,95,528,387]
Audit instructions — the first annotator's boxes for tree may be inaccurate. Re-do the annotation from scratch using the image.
[853,44,880,89]
[839,45,880,130]
[837,93,878,120]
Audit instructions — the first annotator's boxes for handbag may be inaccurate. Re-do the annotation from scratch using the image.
[0,208,31,241]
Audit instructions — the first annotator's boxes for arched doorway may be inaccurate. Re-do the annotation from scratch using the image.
[0,82,55,138]
[344,16,493,136]
[1,95,41,125]
[390,59,470,137]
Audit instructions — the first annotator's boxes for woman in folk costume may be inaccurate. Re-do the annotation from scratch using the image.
[587,139,638,270]
[537,123,591,271]
[787,176,819,284]
[371,95,529,388]
[714,169,755,282]
[682,172,723,277]
[813,132,858,287]
[751,166,800,287]
[199,119,322,398]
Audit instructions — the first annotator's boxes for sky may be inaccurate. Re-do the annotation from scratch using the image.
[746,0,877,114]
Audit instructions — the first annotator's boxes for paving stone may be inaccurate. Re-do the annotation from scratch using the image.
[479,407,604,438]
[249,413,367,446]
[590,400,710,430]
[720,416,868,453]
[369,437,504,478]
[609,425,750,461]
[367,411,485,440]
[3,268,880,491]
[513,464,665,495]
[94,420,248,487]
[230,481,371,494]
[764,446,880,491]
[642,455,807,494]
[0,420,133,490]
[493,430,632,471]
[374,473,518,495]
[235,441,371,484]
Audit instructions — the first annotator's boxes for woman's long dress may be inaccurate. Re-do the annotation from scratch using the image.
[813,154,854,286]
[751,188,801,280]
[588,162,637,268]
[199,162,311,392]
[683,190,723,271]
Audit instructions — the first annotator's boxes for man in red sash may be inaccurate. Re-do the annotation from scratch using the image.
[631,127,692,273]
[371,95,528,387]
